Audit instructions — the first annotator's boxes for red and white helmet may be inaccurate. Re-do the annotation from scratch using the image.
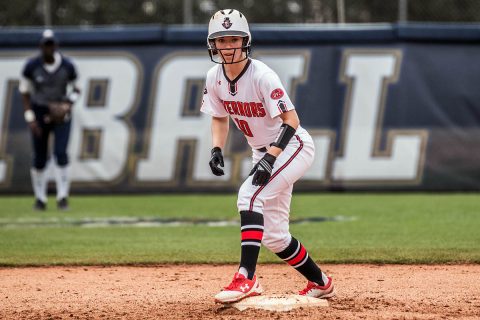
[207,9,251,64]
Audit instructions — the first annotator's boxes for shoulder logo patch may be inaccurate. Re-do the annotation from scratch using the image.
[270,88,284,100]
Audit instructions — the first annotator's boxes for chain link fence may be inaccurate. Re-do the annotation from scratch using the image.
[1,0,480,26]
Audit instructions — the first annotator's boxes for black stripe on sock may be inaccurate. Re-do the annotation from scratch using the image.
[276,237,300,260]
[240,210,264,226]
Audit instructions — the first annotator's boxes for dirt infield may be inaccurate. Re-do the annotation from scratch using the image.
[1,264,479,320]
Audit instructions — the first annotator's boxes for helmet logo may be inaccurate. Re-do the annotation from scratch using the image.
[222,17,232,29]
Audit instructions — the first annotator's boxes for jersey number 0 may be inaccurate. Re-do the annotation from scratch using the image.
[234,118,253,137]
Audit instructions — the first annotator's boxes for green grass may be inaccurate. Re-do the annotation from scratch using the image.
[0,194,479,266]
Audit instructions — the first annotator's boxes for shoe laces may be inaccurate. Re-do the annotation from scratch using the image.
[225,274,245,290]
[299,281,317,295]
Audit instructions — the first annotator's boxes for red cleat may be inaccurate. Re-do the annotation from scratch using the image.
[299,276,335,299]
[214,272,263,303]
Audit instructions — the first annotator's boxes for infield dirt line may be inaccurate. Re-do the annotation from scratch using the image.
[1,264,479,319]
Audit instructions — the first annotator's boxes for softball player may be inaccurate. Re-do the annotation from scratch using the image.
[201,9,335,303]
[19,29,80,211]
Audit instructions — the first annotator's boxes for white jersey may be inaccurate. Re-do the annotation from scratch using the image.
[201,58,306,150]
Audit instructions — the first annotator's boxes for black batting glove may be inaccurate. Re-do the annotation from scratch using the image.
[209,147,225,176]
[249,153,276,186]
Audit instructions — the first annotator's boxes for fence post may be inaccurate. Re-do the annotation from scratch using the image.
[183,0,193,24]
[398,0,408,22]
[337,0,346,23]
[43,0,52,26]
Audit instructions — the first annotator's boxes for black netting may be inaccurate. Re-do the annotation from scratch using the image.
[1,0,479,26]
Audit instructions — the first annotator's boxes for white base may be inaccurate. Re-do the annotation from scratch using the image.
[232,294,329,312]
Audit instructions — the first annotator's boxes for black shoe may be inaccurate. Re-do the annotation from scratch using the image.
[57,198,69,211]
[34,199,46,211]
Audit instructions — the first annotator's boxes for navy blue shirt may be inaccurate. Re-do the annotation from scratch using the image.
[22,54,77,107]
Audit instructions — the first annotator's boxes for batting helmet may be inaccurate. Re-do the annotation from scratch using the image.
[207,9,251,64]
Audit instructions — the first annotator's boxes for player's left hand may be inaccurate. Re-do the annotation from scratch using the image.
[249,153,276,186]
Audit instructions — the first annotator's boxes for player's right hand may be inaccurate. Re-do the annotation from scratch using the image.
[28,121,42,138]
[209,147,225,176]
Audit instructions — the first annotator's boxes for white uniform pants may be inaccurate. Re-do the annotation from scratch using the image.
[237,129,315,253]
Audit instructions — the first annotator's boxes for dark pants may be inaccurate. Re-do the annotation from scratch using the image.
[31,106,71,170]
